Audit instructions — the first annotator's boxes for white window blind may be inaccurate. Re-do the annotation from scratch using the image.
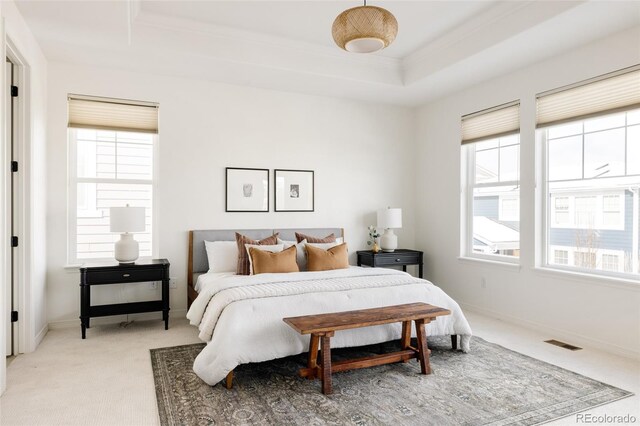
[461,101,520,144]
[537,65,640,128]
[68,94,159,134]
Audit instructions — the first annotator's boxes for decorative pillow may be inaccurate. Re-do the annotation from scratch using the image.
[245,244,284,275]
[249,245,299,274]
[295,232,336,244]
[204,240,238,273]
[308,240,342,249]
[235,232,279,275]
[277,238,307,270]
[305,243,349,272]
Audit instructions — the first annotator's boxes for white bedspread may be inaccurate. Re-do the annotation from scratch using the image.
[187,267,472,385]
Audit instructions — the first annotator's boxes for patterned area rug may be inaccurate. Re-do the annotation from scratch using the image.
[150,336,631,426]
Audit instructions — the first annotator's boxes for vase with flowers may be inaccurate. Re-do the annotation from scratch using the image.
[367,225,381,253]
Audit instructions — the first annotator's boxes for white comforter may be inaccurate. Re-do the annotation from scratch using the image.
[187,267,472,386]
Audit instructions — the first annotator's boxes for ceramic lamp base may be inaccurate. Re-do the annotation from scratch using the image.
[380,229,398,252]
[114,233,139,264]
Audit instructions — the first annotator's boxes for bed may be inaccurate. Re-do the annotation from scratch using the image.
[186,228,472,386]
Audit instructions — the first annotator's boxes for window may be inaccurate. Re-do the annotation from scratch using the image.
[575,196,597,228]
[500,197,519,221]
[68,95,158,263]
[462,101,520,261]
[553,197,570,226]
[602,254,620,272]
[554,249,569,265]
[575,251,597,269]
[602,195,621,228]
[539,66,640,280]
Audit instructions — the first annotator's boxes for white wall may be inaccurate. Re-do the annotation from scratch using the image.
[46,62,416,326]
[0,0,48,394]
[415,27,640,358]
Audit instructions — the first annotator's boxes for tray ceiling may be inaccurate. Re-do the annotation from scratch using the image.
[15,0,640,106]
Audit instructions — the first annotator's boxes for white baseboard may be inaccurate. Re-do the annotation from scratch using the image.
[48,309,188,330]
[33,324,48,350]
[460,302,640,361]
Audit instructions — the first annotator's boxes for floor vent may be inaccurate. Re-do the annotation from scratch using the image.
[545,339,582,351]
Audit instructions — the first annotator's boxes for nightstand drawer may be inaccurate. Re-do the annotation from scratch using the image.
[86,268,164,284]
[374,253,421,266]
[357,249,423,278]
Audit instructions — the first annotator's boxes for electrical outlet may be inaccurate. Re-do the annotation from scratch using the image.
[169,277,178,289]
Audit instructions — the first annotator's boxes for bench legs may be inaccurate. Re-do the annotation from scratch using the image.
[415,319,432,375]
[224,370,234,389]
[320,334,333,395]
[401,320,412,363]
[307,334,319,380]
[298,320,437,394]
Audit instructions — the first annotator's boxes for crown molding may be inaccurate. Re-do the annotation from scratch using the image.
[403,1,534,68]
[402,1,584,85]
[133,10,401,72]
[17,0,639,107]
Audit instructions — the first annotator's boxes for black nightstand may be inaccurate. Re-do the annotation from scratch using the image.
[79,259,170,339]
[356,249,423,278]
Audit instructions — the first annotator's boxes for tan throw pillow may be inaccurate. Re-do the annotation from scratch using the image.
[306,243,349,272]
[295,232,336,244]
[235,232,279,275]
[249,245,300,275]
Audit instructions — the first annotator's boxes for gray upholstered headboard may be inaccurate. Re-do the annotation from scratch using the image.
[187,228,344,304]
[189,228,343,275]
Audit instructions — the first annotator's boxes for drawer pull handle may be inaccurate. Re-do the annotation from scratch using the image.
[395,259,401,262]
[123,274,131,277]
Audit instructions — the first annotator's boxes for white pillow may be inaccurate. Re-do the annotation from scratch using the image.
[204,241,238,273]
[307,241,342,250]
[278,238,307,270]
[245,243,284,275]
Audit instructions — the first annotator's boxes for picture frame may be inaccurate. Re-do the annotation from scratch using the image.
[275,169,314,212]
[225,167,269,212]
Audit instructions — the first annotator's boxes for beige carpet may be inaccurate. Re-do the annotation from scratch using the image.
[1,318,200,426]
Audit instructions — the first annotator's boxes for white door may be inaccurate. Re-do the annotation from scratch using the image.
[4,60,12,357]
[5,58,17,357]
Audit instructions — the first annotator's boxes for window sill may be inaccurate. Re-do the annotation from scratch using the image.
[533,266,640,291]
[457,256,521,271]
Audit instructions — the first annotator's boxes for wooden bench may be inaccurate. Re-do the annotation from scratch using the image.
[282,302,451,394]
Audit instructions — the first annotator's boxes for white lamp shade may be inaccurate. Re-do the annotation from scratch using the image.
[377,208,402,229]
[110,206,146,233]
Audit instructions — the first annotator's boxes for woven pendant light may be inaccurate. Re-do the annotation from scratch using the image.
[332,1,398,53]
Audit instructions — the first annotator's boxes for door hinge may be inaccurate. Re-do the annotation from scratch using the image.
[11,311,18,322]
[11,85,18,97]
[11,236,18,247]
[11,161,18,172]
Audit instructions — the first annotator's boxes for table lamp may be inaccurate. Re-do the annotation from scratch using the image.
[377,207,402,252]
[110,204,146,263]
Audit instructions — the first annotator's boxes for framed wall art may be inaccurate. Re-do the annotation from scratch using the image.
[225,167,269,212]
[275,169,314,212]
